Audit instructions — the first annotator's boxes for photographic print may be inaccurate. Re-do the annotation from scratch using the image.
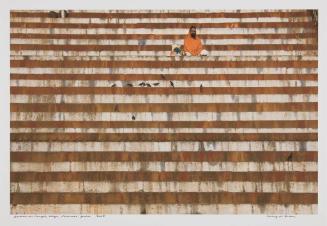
[10,9,318,215]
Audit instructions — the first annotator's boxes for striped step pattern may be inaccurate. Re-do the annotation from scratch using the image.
[10,9,318,214]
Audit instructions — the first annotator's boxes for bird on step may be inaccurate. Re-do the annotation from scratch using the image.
[138,82,146,87]
[170,81,174,87]
[59,10,68,18]
[49,10,68,18]
[287,153,293,161]
[48,11,59,18]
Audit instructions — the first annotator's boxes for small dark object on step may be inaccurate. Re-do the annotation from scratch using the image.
[59,10,68,18]
[127,83,133,87]
[111,83,116,87]
[287,153,293,161]
[173,47,182,54]
[153,82,160,86]
[49,11,59,18]
[160,74,166,79]
[139,82,146,86]
[140,206,146,214]
[146,83,151,87]
[138,40,146,46]
[200,84,203,92]
[132,115,136,120]
[170,81,174,87]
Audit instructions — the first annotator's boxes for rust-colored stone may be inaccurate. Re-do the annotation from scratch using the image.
[11,171,317,182]
[9,120,318,129]
[10,132,318,142]
[10,32,318,40]
[10,151,317,162]
[10,87,318,95]
[10,45,318,52]
[9,73,318,81]
[10,192,318,204]
[11,22,315,29]
[10,102,318,112]
[10,11,312,19]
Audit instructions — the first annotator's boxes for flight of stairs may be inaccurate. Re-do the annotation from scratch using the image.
[10,10,318,214]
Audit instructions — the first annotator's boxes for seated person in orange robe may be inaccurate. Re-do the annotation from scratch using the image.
[183,26,208,56]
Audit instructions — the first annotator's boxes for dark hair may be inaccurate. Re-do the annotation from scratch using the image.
[189,25,196,31]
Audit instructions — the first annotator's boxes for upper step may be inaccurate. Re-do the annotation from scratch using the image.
[10,10,317,57]
[11,17,313,24]
[10,10,316,33]
[10,9,313,18]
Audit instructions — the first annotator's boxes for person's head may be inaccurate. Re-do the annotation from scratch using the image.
[189,26,196,39]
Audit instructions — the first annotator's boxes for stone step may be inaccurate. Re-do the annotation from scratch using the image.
[10,32,317,40]
[10,10,312,18]
[10,55,318,61]
[11,21,315,29]
[10,67,317,75]
[10,94,317,104]
[10,73,317,80]
[10,27,316,35]
[10,112,318,126]
[10,17,313,24]
[10,44,317,52]
[11,59,317,68]
[10,80,318,88]
[9,181,318,193]
[10,38,317,45]
[11,50,318,57]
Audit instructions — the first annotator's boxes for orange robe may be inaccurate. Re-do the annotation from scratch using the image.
[183,33,203,56]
